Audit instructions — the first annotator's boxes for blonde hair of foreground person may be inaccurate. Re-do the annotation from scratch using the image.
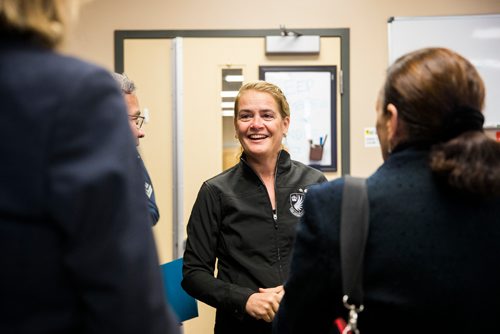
[0,0,91,49]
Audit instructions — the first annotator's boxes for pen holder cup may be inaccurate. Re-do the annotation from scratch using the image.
[309,145,324,161]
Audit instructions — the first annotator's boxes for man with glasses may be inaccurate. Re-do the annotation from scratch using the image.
[112,73,160,226]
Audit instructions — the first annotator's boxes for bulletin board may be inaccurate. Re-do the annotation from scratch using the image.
[259,66,337,171]
[388,14,500,128]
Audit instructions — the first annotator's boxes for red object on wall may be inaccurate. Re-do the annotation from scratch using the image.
[496,131,500,142]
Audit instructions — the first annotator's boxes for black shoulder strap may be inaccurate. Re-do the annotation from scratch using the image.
[340,176,369,308]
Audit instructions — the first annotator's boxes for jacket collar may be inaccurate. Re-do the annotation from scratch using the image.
[240,149,292,176]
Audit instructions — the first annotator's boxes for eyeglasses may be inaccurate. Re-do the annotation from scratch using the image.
[128,115,145,129]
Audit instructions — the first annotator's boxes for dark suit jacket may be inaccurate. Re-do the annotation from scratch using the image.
[274,146,500,333]
[0,37,178,334]
[138,154,160,225]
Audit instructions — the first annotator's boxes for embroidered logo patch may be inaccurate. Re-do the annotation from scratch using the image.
[289,192,305,217]
[145,182,153,198]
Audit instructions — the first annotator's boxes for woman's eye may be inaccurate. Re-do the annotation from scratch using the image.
[239,114,251,120]
[263,113,274,120]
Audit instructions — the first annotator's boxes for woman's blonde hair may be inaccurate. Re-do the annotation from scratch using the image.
[234,81,290,119]
[0,0,73,49]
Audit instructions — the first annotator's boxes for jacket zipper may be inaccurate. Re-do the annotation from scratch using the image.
[273,152,283,280]
[241,151,284,280]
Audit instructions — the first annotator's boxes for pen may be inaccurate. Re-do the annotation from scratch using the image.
[322,134,328,147]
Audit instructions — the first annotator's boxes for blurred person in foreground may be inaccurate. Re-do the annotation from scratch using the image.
[274,47,500,334]
[0,1,179,333]
[182,81,327,334]
[112,72,160,226]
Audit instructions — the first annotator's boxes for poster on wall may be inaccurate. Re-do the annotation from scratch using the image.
[259,66,337,171]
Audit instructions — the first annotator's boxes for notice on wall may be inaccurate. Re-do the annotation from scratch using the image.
[364,127,380,148]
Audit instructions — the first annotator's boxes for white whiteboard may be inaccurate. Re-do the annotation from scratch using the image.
[388,14,500,128]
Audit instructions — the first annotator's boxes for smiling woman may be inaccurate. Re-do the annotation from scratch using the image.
[182,81,327,334]
[234,82,290,167]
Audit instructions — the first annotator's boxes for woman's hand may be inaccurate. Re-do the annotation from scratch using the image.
[245,285,285,322]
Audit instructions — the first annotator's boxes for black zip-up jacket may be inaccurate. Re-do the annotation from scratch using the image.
[182,150,327,334]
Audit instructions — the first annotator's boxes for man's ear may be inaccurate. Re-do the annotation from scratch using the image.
[386,103,399,143]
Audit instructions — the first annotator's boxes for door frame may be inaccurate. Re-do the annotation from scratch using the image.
[114,28,351,174]
[115,29,350,258]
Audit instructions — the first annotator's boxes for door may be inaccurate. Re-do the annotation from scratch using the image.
[119,30,347,334]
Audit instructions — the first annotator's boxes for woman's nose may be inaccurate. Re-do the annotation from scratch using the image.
[250,116,263,128]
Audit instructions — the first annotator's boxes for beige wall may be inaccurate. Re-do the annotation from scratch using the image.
[67,0,500,177]
[123,39,174,263]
